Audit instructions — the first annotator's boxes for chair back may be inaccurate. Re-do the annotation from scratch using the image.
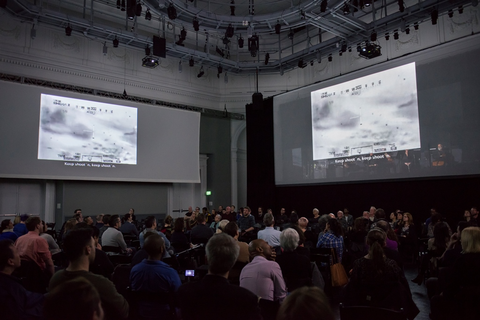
[12,259,48,293]
[103,245,123,254]
[339,303,407,320]
[127,287,176,320]
[111,264,132,297]
[258,298,280,320]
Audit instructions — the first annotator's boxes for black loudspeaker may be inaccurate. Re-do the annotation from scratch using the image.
[252,92,263,110]
[152,36,166,58]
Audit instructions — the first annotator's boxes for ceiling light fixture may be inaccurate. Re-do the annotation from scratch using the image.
[145,44,151,56]
[370,31,377,42]
[298,58,307,68]
[320,0,328,13]
[458,5,464,14]
[431,9,438,25]
[217,65,223,78]
[275,21,281,34]
[398,0,404,13]
[385,32,390,40]
[393,30,399,40]
[448,9,453,18]
[230,0,235,16]
[121,0,125,11]
[343,3,350,15]
[167,3,177,20]
[226,24,234,38]
[65,24,72,36]
[264,53,270,65]
[135,2,142,16]
[197,66,205,78]
[116,0,120,9]
[238,35,244,48]
[145,9,151,21]
[328,54,332,62]
[142,56,159,68]
[113,36,119,48]
[189,57,194,67]
[193,17,199,31]
[248,35,259,57]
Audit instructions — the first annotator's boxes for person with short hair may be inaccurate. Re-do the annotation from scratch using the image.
[216,219,230,234]
[44,277,104,320]
[0,219,18,242]
[223,221,250,263]
[257,213,282,247]
[240,239,287,302]
[119,213,139,237]
[138,216,171,251]
[209,214,222,231]
[130,233,181,318]
[177,234,262,320]
[48,228,129,320]
[0,239,45,319]
[316,218,344,263]
[101,215,132,254]
[13,214,29,236]
[95,214,105,229]
[190,213,215,245]
[40,220,61,255]
[15,216,55,277]
[98,214,111,242]
[277,286,334,320]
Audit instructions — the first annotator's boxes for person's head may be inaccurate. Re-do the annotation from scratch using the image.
[202,207,208,214]
[403,212,414,225]
[313,208,320,217]
[164,215,173,225]
[471,207,479,218]
[298,217,309,229]
[433,222,451,250]
[216,220,230,234]
[196,213,206,224]
[243,206,251,217]
[144,216,157,229]
[64,218,78,234]
[211,209,216,215]
[226,206,231,213]
[461,227,480,253]
[354,217,367,232]
[267,208,273,214]
[218,205,223,212]
[25,216,42,233]
[376,220,398,243]
[173,217,184,233]
[326,218,342,237]
[20,214,29,223]
[277,286,335,320]
[109,215,121,229]
[375,208,386,220]
[44,277,104,320]
[214,214,221,223]
[464,210,471,220]
[249,239,273,260]
[336,211,344,219]
[362,211,369,219]
[143,233,165,260]
[290,211,299,224]
[206,234,239,276]
[344,208,350,216]
[389,212,396,221]
[0,219,13,232]
[367,228,387,273]
[328,213,335,219]
[123,213,132,222]
[74,209,82,215]
[188,206,193,213]
[0,239,21,274]
[431,212,442,226]
[84,216,93,226]
[128,208,134,215]
[63,228,96,264]
[195,207,200,214]
[258,207,263,214]
[74,210,83,222]
[397,211,403,221]
[281,207,286,215]
[437,143,443,151]
[102,214,111,226]
[369,206,376,217]
[224,221,239,239]
[263,213,275,227]
[280,228,300,252]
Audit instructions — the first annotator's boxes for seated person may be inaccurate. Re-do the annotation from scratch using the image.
[13,214,28,237]
[40,220,61,255]
[276,228,312,292]
[189,213,214,245]
[209,214,222,232]
[139,216,170,251]
[44,277,104,320]
[277,286,334,320]
[176,234,262,320]
[0,239,45,319]
[170,218,190,253]
[130,233,181,319]
[49,228,129,320]
[223,222,250,263]
[0,219,19,242]
[119,213,139,237]
[257,213,281,248]
[316,218,344,263]
[238,207,256,242]
[101,215,132,254]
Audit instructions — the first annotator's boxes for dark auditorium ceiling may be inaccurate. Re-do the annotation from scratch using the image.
[1,0,475,75]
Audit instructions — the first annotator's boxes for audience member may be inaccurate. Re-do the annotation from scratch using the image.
[376,220,399,251]
[48,228,129,320]
[215,219,230,234]
[396,212,417,259]
[205,208,216,224]
[257,213,281,247]
[309,208,320,226]
[471,207,479,225]
[78,224,114,279]
[0,239,45,319]
[101,215,133,254]
[427,213,451,238]
[222,206,236,222]
[170,218,190,252]
[336,210,348,231]
[13,214,28,236]
[256,207,265,225]
[370,208,387,230]
[0,219,18,242]
[317,218,344,263]
[63,218,78,241]
[95,214,105,229]
[15,216,55,278]
[177,234,262,320]
[138,216,171,251]
[276,208,289,226]
[44,277,104,320]
[344,208,354,230]
[119,213,139,237]
[276,286,334,320]
[223,221,250,263]
[276,228,311,292]
[189,213,214,245]
[98,214,111,242]
[40,220,61,255]
[160,215,173,239]
[240,239,287,302]
[209,214,222,231]
[238,206,256,242]
[130,233,181,318]
[84,216,94,226]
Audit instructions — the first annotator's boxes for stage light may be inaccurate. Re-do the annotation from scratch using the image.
[180,28,187,41]
[339,50,343,57]
[264,53,270,65]
[226,24,234,38]
[398,0,404,13]
[197,66,204,78]
[356,44,361,52]
[458,5,464,14]
[298,59,307,68]
[275,21,281,34]
[178,61,182,73]
[348,46,352,52]
[121,0,125,11]
[230,0,235,16]
[405,27,410,34]
[193,17,199,31]
[116,0,120,9]
[145,45,151,56]
[448,9,453,18]
[127,0,136,20]
[113,36,119,48]
[217,65,223,78]
[142,56,159,68]
[431,9,438,25]
[167,3,177,20]
[328,54,332,62]
[135,3,142,16]
[145,9,151,20]
[414,22,419,30]
[358,42,381,59]
[385,32,390,41]
[341,43,347,52]
[343,4,350,15]
[248,35,259,57]
[216,46,225,57]
[189,57,194,67]
[393,30,399,40]
[65,24,72,36]
[370,31,377,42]
[364,0,372,7]
[238,35,244,48]
[320,0,327,12]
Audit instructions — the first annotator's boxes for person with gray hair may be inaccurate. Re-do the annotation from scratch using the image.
[257,212,282,247]
[176,234,262,320]
[276,228,312,292]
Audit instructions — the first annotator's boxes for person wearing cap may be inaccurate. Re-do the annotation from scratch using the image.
[13,214,29,236]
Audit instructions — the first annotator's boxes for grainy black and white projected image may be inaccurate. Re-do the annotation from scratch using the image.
[311,62,421,161]
[38,94,138,165]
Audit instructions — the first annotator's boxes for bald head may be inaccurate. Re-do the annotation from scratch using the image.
[249,239,272,260]
[143,233,165,260]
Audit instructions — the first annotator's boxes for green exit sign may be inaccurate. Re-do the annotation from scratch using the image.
[205,191,212,196]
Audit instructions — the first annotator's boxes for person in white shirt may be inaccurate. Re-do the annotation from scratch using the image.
[257,213,281,247]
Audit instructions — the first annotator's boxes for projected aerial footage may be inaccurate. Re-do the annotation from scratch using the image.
[38,94,137,165]
[311,62,421,161]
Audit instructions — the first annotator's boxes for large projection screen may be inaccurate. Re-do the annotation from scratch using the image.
[274,41,480,186]
[0,82,201,183]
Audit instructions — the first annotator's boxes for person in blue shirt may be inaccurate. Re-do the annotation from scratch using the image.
[13,214,28,236]
[129,233,181,318]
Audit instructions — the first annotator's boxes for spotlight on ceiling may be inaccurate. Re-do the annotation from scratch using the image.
[264,53,270,65]
[448,9,453,18]
[116,0,120,9]
[248,35,259,57]
[113,36,119,48]
[320,0,328,12]
[238,35,244,48]
[431,9,438,25]
[363,0,372,7]
[65,24,72,36]
[226,24,234,38]
[189,57,194,67]
[178,61,182,73]
[142,56,159,68]
[193,17,200,31]
[398,0,404,12]
[358,42,381,59]
[216,46,225,57]
[414,22,419,30]
[275,21,281,34]
[370,31,377,42]
[135,3,142,16]
[328,54,332,62]
[288,29,294,40]
[393,30,399,40]
[341,43,347,52]
[167,3,177,20]
[339,50,343,57]
[385,32,390,41]
[217,65,223,78]
[197,66,205,78]
[145,45,151,56]
[176,28,187,46]
[458,5,464,14]
[121,0,125,11]
[343,3,350,15]
[230,0,235,16]
[298,58,307,68]
[473,0,479,7]
[127,0,136,20]
[145,9,152,20]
